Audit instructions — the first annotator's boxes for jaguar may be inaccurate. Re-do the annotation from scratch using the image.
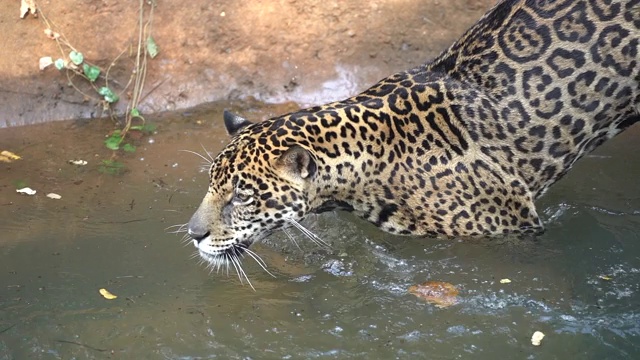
[186,0,640,277]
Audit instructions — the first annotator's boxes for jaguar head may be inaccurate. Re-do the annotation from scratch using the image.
[187,111,318,268]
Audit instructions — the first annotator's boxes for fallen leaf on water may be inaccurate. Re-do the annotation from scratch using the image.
[0,150,21,163]
[408,281,459,308]
[46,193,61,200]
[99,288,117,300]
[20,0,37,18]
[598,275,612,281]
[16,187,36,195]
[500,278,512,284]
[68,159,88,166]
[531,330,545,346]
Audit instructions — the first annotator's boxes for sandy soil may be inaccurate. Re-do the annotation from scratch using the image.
[0,0,496,127]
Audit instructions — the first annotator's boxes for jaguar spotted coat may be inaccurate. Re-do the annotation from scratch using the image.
[188,0,640,265]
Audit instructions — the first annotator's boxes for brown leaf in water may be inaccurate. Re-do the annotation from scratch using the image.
[408,281,459,308]
[0,150,21,163]
[99,288,118,300]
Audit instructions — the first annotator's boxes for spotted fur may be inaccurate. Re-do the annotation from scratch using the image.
[188,0,640,263]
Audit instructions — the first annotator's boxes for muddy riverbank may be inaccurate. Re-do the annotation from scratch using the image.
[0,0,495,127]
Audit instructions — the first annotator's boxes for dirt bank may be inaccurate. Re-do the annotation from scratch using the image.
[0,0,495,127]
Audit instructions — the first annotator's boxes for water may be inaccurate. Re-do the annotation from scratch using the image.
[1,103,639,359]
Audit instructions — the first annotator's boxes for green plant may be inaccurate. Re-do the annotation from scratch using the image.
[37,0,158,151]
[104,123,155,152]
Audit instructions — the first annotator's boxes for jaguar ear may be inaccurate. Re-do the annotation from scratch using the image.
[223,110,253,136]
[276,146,317,180]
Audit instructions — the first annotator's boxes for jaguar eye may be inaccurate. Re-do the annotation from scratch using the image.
[231,191,253,206]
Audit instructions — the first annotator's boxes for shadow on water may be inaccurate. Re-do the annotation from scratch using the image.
[0,102,639,359]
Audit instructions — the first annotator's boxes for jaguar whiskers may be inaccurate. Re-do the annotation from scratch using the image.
[179,146,215,172]
[286,219,332,250]
[179,216,329,287]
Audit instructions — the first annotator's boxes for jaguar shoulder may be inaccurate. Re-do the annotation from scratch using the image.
[188,0,640,266]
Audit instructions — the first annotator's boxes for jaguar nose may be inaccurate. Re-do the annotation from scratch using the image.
[188,213,210,245]
[188,227,210,244]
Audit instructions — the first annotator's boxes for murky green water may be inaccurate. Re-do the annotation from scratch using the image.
[1,103,639,359]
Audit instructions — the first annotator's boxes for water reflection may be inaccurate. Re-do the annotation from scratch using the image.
[0,104,638,359]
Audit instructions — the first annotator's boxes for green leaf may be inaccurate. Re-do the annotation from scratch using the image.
[123,143,136,153]
[83,64,100,82]
[104,133,123,150]
[69,50,84,65]
[54,58,65,70]
[130,123,156,133]
[98,87,119,103]
[146,36,159,59]
[130,108,141,118]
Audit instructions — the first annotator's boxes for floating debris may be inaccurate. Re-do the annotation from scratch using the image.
[500,278,512,284]
[68,159,88,166]
[408,281,459,308]
[531,330,545,346]
[16,187,36,195]
[99,288,117,300]
[0,150,21,163]
[46,193,61,200]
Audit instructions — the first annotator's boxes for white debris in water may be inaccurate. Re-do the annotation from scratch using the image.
[148,138,155,144]
[16,187,36,195]
[531,331,545,346]
[46,193,61,200]
[68,159,88,166]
